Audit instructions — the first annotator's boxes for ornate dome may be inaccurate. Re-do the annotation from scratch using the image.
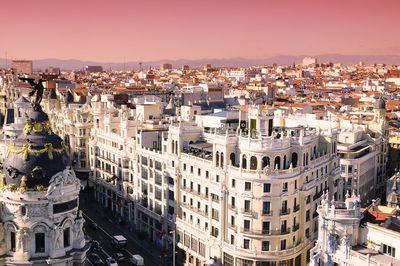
[2,105,69,191]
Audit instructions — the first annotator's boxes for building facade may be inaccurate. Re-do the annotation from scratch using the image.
[87,98,342,265]
[0,104,88,265]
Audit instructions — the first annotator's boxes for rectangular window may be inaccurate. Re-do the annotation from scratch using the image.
[280,239,286,250]
[263,183,271,193]
[244,200,251,211]
[206,171,209,178]
[262,241,270,251]
[245,182,251,191]
[262,201,270,214]
[212,208,219,221]
[262,221,270,234]
[244,220,250,230]
[63,228,70,247]
[211,226,219,237]
[232,179,236,188]
[282,182,288,192]
[11,232,16,252]
[243,239,250,249]
[35,233,45,253]
[383,244,396,257]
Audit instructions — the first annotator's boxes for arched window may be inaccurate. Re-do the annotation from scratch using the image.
[242,154,247,169]
[6,223,17,252]
[220,152,224,167]
[262,156,270,168]
[291,152,298,168]
[230,153,236,166]
[274,156,281,170]
[33,225,47,253]
[283,155,287,169]
[250,156,257,170]
[216,151,220,167]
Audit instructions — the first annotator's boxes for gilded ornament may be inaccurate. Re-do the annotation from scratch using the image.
[18,175,28,193]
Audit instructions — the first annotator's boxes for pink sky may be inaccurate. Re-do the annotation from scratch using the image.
[1,0,399,62]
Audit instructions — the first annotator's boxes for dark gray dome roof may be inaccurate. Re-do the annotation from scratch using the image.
[64,91,74,103]
[48,89,57,100]
[2,105,68,190]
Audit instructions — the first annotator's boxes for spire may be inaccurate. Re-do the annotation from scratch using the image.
[387,173,400,208]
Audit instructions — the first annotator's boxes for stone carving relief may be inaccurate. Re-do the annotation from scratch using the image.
[73,212,84,242]
[27,204,49,218]
[52,225,64,249]
[46,166,80,200]
[16,228,30,253]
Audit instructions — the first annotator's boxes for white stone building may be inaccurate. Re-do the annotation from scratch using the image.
[310,192,400,266]
[86,97,342,265]
[0,104,88,265]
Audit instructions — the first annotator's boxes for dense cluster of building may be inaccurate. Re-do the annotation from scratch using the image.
[0,57,400,265]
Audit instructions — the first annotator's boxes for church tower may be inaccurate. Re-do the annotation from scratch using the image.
[0,103,89,265]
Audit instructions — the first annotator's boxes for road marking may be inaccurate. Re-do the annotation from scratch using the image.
[82,212,114,239]
[83,211,135,260]
[82,211,153,262]
[82,212,113,258]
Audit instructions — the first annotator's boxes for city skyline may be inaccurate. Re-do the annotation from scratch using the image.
[1,0,400,62]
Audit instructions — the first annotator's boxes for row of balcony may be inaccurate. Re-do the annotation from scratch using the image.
[240,227,291,235]
[180,186,209,200]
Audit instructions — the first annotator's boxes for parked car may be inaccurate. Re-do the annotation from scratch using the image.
[91,240,102,252]
[111,235,127,250]
[105,257,118,266]
[88,253,105,265]
[129,254,144,266]
[112,252,126,262]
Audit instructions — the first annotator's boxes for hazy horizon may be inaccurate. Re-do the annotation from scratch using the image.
[1,0,400,63]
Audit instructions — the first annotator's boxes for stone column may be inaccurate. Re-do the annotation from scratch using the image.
[14,228,30,261]
[0,224,5,256]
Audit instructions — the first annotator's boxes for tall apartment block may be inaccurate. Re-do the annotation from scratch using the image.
[173,106,341,265]
[86,95,342,265]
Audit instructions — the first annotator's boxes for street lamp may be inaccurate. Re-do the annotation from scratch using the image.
[169,230,175,266]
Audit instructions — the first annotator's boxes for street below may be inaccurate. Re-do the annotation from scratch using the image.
[80,190,165,266]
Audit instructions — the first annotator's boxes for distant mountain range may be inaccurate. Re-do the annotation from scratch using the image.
[1,54,400,71]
